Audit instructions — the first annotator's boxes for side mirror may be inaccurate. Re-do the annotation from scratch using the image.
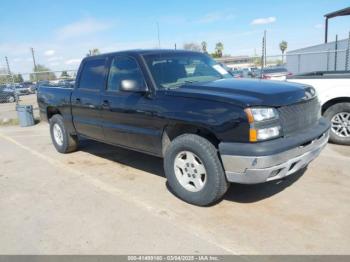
[120,80,148,93]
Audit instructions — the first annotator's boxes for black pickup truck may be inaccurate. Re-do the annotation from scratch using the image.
[38,50,330,206]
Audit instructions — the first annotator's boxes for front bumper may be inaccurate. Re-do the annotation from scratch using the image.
[219,118,330,184]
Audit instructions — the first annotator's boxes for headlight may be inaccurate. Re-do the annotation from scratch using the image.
[245,107,281,142]
[245,107,278,122]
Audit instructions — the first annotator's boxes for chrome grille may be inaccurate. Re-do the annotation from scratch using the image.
[278,98,320,136]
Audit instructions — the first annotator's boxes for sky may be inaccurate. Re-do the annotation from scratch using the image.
[0,0,349,74]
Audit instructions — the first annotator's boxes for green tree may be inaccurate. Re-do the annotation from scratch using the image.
[183,43,201,52]
[0,69,10,85]
[86,48,100,57]
[60,71,69,78]
[30,64,56,82]
[215,42,224,58]
[201,41,208,53]
[279,41,288,64]
[0,69,23,84]
[13,74,24,83]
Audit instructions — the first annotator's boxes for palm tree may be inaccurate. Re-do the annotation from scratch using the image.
[86,48,100,57]
[201,41,208,53]
[215,42,224,57]
[279,41,288,64]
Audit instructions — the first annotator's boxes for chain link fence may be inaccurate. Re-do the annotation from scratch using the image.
[217,54,285,69]
[286,36,350,74]
[0,70,77,124]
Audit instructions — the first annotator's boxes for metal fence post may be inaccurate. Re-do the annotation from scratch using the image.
[326,49,330,71]
[345,32,350,71]
[334,35,338,71]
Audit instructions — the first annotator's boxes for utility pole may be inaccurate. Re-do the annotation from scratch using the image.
[156,22,161,49]
[5,56,15,85]
[5,56,12,75]
[261,31,266,78]
[30,47,37,71]
[30,47,38,82]
[5,56,18,103]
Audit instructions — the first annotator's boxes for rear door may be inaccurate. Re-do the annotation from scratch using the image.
[71,58,106,140]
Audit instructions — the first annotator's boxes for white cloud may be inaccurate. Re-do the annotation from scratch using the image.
[314,23,323,29]
[65,59,81,65]
[56,18,112,39]
[44,49,56,56]
[251,16,276,25]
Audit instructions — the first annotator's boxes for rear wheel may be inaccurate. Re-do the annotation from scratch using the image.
[164,134,229,206]
[49,114,78,153]
[324,102,350,145]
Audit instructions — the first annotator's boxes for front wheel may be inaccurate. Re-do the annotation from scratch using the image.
[324,103,350,145]
[49,114,78,153]
[164,134,229,206]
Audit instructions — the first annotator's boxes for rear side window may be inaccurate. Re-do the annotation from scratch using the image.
[79,59,106,90]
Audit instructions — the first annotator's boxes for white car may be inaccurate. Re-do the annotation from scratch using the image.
[287,71,350,145]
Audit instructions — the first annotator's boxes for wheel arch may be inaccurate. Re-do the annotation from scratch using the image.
[46,106,62,120]
[322,97,350,114]
[161,123,220,156]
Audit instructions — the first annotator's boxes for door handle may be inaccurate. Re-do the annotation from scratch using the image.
[102,100,110,109]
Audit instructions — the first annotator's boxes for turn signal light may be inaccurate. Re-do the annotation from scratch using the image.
[249,128,257,142]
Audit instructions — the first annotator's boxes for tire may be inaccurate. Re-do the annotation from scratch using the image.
[164,134,229,206]
[324,102,350,145]
[7,96,15,103]
[49,114,78,153]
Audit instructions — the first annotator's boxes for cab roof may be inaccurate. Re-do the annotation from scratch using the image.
[83,49,203,61]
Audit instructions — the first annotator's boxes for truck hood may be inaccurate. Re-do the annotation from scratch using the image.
[166,78,316,107]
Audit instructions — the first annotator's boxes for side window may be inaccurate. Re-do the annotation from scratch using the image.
[107,56,145,91]
[79,59,106,90]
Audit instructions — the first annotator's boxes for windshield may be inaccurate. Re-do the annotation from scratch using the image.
[143,52,232,89]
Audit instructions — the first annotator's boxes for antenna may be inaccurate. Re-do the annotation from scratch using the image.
[156,22,161,48]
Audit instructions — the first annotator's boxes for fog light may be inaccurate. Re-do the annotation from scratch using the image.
[257,126,280,140]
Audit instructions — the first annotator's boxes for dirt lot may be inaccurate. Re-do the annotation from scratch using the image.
[0,123,349,255]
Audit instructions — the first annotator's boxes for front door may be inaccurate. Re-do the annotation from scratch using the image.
[100,55,162,155]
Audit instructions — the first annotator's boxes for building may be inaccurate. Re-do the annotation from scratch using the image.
[286,37,350,74]
[286,7,350,75]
